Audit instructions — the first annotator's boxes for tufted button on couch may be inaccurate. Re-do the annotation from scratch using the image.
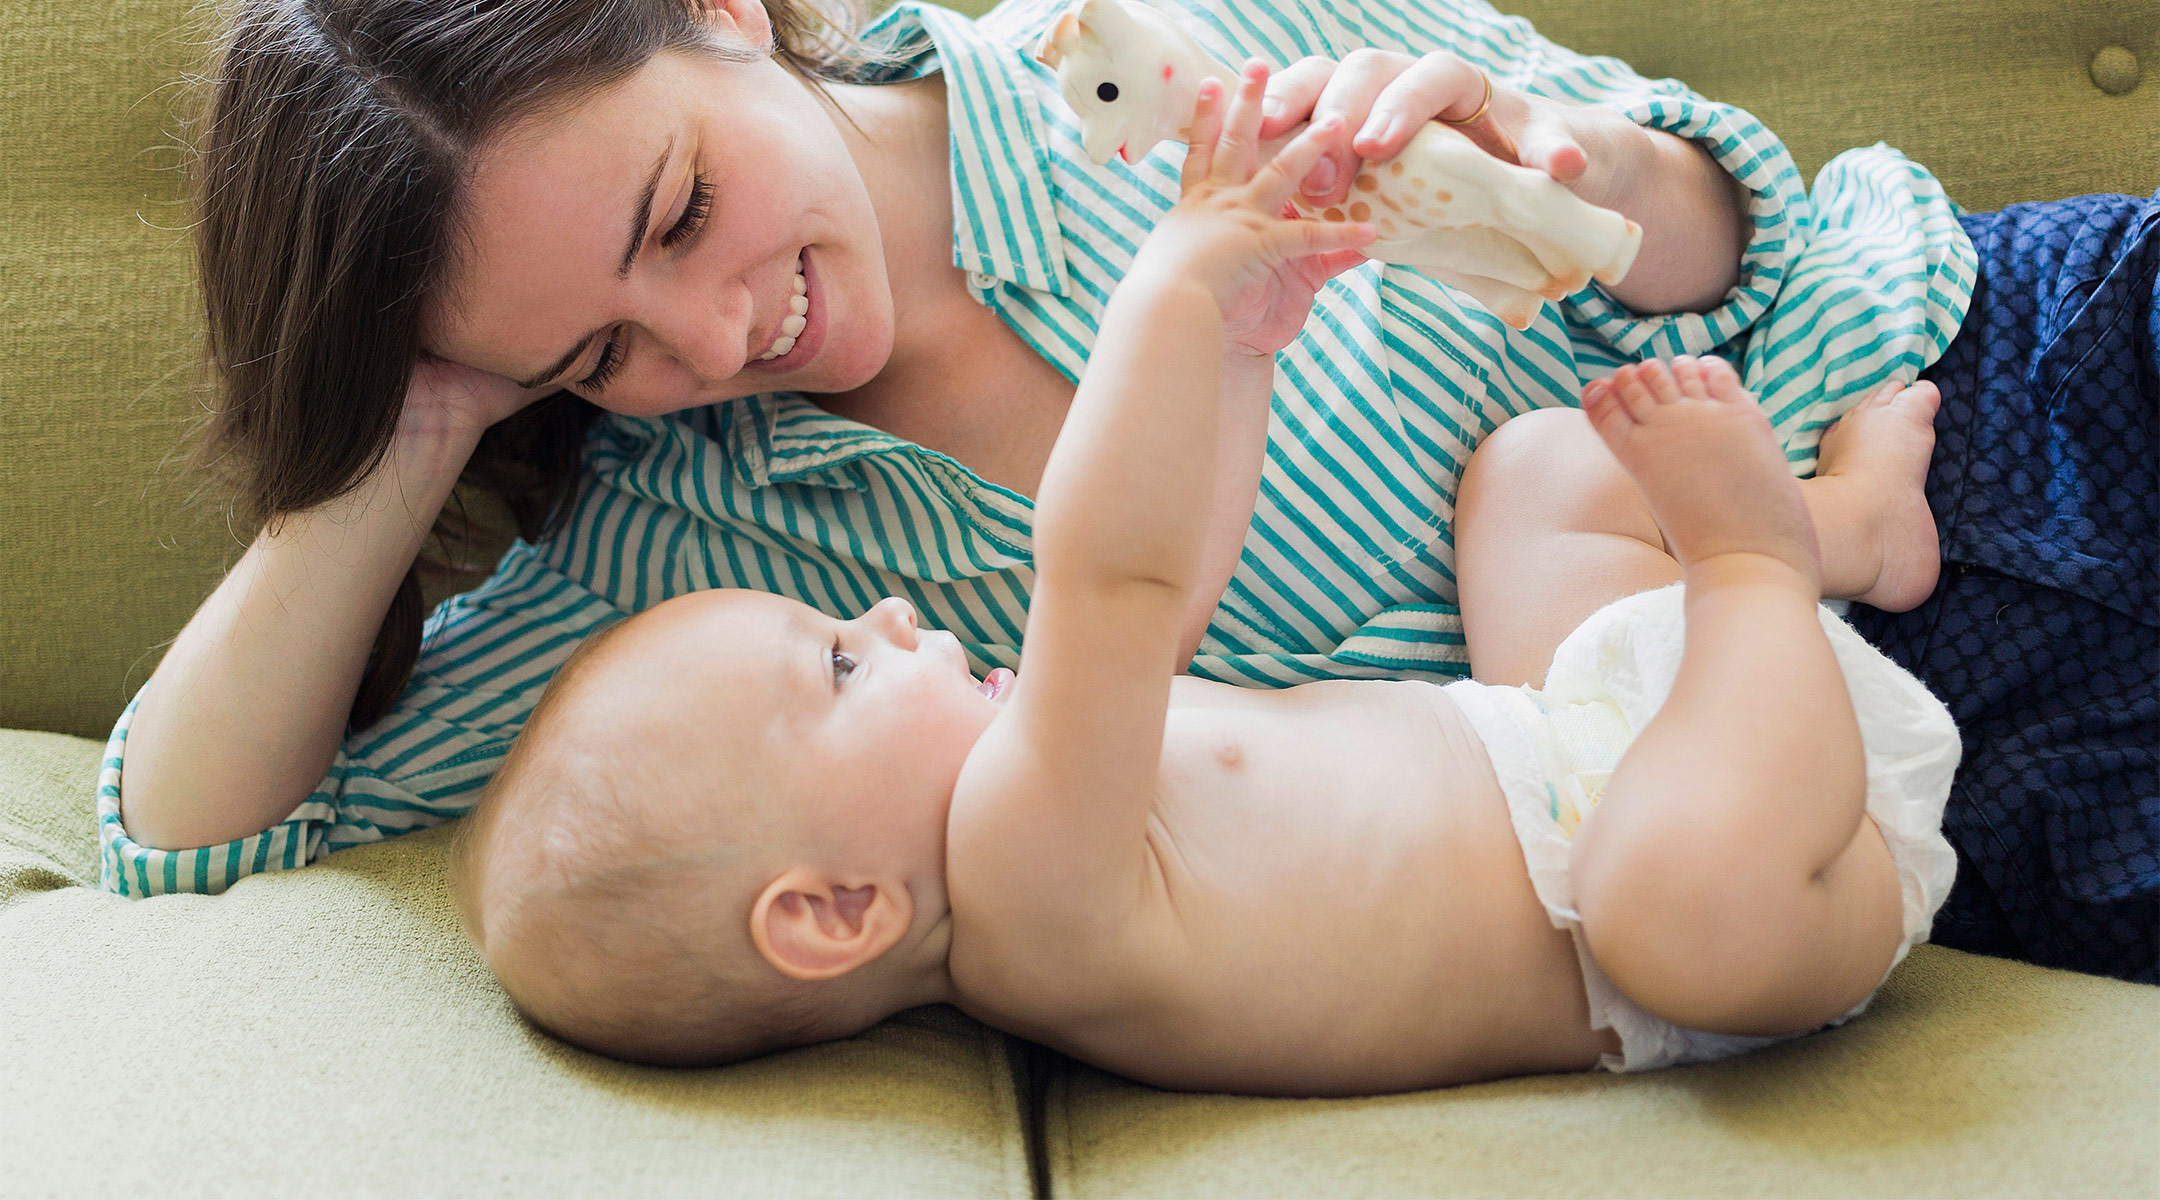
[2,0,2153,1194]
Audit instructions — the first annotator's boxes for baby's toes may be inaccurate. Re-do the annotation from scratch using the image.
[1609,365,1660,419]
[1581,380,1638,446]
[1669,354,1710,400]
[1699,356,1755,407]
[1890,379,1943,423]
[1638,359,1682,404]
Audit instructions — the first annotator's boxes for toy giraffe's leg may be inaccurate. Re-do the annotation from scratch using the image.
[1499,226,1595,299]
[1382,225,1554,294]
[1393,254,1547,330]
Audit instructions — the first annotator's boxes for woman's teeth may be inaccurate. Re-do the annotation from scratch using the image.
[756,255,810,362]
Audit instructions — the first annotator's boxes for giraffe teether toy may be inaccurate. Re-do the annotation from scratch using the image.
[1034,0,1642,329]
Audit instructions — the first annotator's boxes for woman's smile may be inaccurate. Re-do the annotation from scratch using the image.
[748,248,824,371]
[429,47,901,417]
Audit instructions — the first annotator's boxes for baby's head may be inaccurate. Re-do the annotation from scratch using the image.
[452,589,1010,1065]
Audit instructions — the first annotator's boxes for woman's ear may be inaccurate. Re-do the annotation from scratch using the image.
[749,868,914,981]
[695,0,775,52]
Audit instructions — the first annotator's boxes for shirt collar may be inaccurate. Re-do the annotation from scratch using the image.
[720,0,1076,488]
[854,0,1071,297]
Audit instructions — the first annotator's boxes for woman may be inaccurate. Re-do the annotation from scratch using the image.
[101,0,2150,984]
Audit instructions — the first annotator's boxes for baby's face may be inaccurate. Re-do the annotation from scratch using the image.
[631,590,1012,864]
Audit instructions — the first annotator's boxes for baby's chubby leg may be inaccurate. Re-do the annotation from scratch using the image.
[1563,361,1908,1039]
[1456,356,1941,689]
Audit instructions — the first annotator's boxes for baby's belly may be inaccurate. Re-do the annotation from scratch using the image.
[1110,679,1620,1094]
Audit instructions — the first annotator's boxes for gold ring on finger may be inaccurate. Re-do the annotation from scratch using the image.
[1441,67,1492,126]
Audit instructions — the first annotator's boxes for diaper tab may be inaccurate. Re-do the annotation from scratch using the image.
[1520,692,1634,839]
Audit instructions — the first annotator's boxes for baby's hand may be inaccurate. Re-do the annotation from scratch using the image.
[1134,61,1378,359]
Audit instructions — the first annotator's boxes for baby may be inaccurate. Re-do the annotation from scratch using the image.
[453,65,1959,1093]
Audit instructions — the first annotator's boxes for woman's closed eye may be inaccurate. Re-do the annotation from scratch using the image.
[577,174,715,391]
[661,173,714,249]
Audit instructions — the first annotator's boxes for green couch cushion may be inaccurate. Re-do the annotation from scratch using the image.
[0,0,232,740]
[0,731,1034,1198]
[1043,946,2160,1197]
[1503,0,2156,213]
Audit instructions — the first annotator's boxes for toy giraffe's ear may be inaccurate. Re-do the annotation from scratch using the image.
[1034,9,1079,66]
[1076,0,1136,42]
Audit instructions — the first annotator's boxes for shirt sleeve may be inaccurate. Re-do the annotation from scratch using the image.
[1306,0,1809,358]
[1745,145,1977,474]
[98,541,626,898]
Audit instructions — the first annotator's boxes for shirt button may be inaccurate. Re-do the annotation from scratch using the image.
[967,269,998,291]
[2090,46,2140,96]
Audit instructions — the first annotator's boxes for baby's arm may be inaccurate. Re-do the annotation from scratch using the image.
[1173,350,1276,666]
[949,72,1370,958]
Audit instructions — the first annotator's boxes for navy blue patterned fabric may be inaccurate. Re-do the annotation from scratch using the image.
[1849,192,2159,984]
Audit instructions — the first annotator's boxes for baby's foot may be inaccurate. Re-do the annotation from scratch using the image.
[1582,356,1822,590]
[1813,379,1943,612]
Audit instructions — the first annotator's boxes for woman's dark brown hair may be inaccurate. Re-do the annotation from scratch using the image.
[193,0,904,728]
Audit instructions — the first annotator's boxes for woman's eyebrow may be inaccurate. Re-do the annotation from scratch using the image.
[617,139,674,280]
[513,140,674,390]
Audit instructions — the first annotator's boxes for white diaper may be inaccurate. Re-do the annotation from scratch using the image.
[1443,583,1961,1073]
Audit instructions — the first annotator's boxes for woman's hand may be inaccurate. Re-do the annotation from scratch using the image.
[1135,62,1377,359]
[1255,49,1751,314]
[398,354,558,455]
[1255,49,1598,210]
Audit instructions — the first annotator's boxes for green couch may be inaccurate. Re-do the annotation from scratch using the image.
[3,0,2154,1193]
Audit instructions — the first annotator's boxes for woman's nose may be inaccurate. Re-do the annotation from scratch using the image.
[864,597,919,649]
[643,276,753,383]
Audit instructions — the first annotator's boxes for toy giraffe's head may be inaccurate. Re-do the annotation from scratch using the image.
[1034,0,1221,165]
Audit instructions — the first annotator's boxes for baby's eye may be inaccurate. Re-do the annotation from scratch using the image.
[831,648,857,687]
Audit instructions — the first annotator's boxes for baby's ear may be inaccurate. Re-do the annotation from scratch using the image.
[749,868,913,981]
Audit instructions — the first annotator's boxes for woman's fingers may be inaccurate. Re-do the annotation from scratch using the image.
[1349,51,1490,160]
[1509,108,1587,184]
[1255,56,1334,139]
[1282,48,1407,206]
[1254,114,1344,210]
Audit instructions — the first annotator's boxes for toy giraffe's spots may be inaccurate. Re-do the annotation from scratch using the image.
[1035,0,1639,325]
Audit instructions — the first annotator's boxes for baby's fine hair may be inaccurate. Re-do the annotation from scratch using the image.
[451,617,858,1066]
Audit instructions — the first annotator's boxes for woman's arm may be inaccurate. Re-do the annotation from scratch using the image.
[1529,108,1749,316]
[119,430,476,852]
[118,360,544,854]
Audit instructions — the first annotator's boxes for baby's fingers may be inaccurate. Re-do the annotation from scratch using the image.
[1273,209,1377,266]
[1181,79,1226,192]
[1209,60,1270,185]
[1254,114,1347,212]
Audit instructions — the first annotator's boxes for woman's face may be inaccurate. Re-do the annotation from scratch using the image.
[429,15,895,416]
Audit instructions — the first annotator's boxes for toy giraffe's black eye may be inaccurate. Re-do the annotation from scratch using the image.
[1096,81,1119,103]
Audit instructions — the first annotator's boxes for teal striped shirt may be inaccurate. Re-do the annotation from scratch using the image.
[101,0,1975,897]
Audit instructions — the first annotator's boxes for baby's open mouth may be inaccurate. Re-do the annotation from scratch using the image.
[976,667,1014,700]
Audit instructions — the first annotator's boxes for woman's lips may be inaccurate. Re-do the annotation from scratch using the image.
[750,248,824,373]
